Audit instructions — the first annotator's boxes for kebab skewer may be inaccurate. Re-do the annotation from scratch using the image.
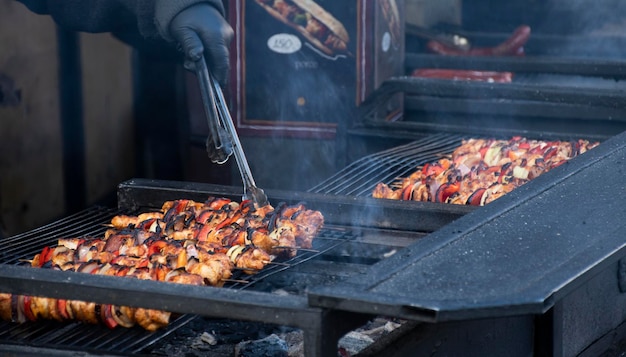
[374,137,600,205]
[1,198,325,331]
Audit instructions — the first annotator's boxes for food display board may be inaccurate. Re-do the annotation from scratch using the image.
[228,0,405,138]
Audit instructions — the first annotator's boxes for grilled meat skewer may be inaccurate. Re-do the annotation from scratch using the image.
[2,196,325,332]
[374,137,599,205]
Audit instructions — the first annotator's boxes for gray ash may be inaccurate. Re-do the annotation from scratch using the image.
[145,316,297,357]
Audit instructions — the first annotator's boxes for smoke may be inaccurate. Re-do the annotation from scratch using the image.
[261,66,347,191]
[539,0,626,58]
[545,0,626,32]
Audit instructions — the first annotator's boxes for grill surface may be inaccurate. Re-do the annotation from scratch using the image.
[309,130,626,357]
[0,205,360,355]
[0,177,474,356]
[0,314,196,355]
[309,133,466,196]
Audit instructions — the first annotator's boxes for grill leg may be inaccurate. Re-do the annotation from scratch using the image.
[303,311,371,357]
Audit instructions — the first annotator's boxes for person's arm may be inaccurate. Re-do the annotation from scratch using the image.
[14,0,233,85]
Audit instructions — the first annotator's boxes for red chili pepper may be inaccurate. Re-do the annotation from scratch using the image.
[421,163,430,175]
[518,142,530,150]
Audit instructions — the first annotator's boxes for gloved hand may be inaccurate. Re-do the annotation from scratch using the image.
[169,4,234,87]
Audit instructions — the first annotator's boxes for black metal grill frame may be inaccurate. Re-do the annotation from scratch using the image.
[0,180,469,356]
[0,205,360,356]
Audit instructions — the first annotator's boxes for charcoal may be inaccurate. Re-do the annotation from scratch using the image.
[235,334,289,357]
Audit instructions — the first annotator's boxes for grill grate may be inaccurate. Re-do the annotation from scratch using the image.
[309,133,466,196]
[0,206,122,265]
[0,206,357,355]
[0,314,195,354]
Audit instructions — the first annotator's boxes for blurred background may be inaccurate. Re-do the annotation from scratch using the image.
[2,0,626,237]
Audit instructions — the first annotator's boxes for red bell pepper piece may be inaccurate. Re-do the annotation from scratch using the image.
[401,184,414,201]
[466,188,487,206]
[543,147,558,161]
[38,246,53,267]
[23,296,36,321]
[208,198,231,210]
[57,299,70,320]
[100,304,118,329]
[435,183,459,203]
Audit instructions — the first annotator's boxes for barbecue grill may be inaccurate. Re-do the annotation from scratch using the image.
[4,21,626,357]
[0,178,470,356]
[306,25,626,355]
[331,28,626,169]
[1,128,626,356]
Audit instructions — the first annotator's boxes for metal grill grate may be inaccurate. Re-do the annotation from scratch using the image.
[0,206,357,355]
[309,133,466,196]
[0,206,122,265]
[0,314,196,355]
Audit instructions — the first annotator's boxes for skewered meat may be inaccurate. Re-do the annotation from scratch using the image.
[373,136,599,205]
[1,197,324,331]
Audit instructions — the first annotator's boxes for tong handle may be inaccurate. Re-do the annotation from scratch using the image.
[194,56,233,164]
[194,55,268,206]
[208,72,269,207]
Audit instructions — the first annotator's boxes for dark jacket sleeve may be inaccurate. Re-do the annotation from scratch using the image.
[15,0,225,43]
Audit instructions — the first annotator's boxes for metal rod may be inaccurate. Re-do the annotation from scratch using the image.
[210,75,254,187]
[209,72,269,206]
[194,57,232,164]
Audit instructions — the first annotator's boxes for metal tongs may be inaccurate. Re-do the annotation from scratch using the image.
[193,55,269,207]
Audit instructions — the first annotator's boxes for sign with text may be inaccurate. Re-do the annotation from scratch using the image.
[228,0,405,138]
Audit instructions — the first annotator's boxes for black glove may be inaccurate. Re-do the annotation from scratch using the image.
[169,4,234,87]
